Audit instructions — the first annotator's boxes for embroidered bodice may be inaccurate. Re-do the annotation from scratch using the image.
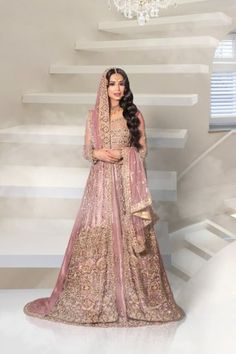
[83,110,147,163]
[110,116,131,148]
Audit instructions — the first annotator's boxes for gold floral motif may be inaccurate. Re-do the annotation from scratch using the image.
[23,102,185,327]
[98,73,111,148]
[46,224,118,323]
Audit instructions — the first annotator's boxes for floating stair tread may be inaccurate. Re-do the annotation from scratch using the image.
[0,218,73,267]
[185,229,228,256]
[98,12,232,34]
[22,92,198,106]
[50,64,209,74]
[209,214,236,238]
[172,248,207,277]
[0,218,72,255]
[75,36,219,51]
[0,165,176,191]
[0,218,164,268]
[0,124,188,148]
[0,166,176,201]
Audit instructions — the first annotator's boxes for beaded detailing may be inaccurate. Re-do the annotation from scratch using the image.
[23,104,185,327]
[46,224,118,324]
[110,116,131,149]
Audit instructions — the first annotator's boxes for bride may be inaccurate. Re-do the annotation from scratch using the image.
[23,67,185,327]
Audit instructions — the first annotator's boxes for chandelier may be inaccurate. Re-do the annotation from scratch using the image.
[108,0,178,26]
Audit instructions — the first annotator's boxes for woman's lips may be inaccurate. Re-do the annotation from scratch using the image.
[114,93,121,96]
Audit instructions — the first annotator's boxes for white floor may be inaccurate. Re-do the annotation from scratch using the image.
[1,242,236,354]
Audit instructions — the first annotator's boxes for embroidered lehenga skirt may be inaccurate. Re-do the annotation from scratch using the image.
[23,117,185,327]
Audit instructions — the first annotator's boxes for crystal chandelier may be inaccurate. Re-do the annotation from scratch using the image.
[108,0,178,26]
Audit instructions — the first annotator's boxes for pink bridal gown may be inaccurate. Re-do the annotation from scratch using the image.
[23,109,185,327]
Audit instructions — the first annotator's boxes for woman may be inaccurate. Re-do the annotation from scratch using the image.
[23,67,185,327]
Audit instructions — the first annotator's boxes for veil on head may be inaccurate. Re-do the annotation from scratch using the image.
[91,68,159,254]
[91,67,120,150]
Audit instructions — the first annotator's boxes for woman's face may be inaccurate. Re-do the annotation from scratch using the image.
[107,73,125,102]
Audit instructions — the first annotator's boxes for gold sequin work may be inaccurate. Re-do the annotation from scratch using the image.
[23,110,185,328]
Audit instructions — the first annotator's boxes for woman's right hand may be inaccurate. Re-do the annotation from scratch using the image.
[93,149,121,163]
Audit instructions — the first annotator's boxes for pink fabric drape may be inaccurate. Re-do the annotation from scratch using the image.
[89,69,159,254]
[121,146,159,254]
[23,68,185,326]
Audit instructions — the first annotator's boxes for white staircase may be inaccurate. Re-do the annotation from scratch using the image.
[0,7,233,295]
[169,219,236,281]
[210,214,236,237]
[0,218,72,268]
[172,248,207,278]
[0,217,170,269]
[0,124,188,148]
[75,36,219,51]
[185,228,229,256]
[0,165,177,201]
[22,92,198,106]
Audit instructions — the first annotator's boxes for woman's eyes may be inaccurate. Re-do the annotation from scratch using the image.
[109,82,125,86]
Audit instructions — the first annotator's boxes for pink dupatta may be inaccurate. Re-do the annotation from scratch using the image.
[23,69,186,325]
[91,69,159,254]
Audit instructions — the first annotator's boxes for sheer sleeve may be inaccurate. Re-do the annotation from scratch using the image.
[136,110,147,160]
[83,110,98,164]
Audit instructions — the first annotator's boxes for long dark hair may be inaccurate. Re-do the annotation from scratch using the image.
[106,68,142,150]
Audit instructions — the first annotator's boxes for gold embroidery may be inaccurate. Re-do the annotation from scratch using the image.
[23,85,185,326]
[46,224,118,323]
[110,117,131,148]
[121,147,184,321]
[99,73,111,148]
[133,210,152,220]
[131,197,152,214]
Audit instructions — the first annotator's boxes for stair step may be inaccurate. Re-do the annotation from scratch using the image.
[75,36,219,52]
[98,12,232,34]
[0,166,177,202]
[22,92,198,106]
[0,125,188,148]
[172,248,207,278]
[0,197,79,219]
[0,218,166,268]
[0,218,73,267]
[50,64,209,74]
[209,214,236,238]
[185,229,229,257]
[0,270,58,289]
[170,218,236,247]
